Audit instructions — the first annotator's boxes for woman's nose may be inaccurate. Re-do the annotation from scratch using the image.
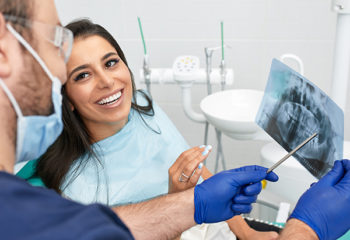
[97,71,114,89]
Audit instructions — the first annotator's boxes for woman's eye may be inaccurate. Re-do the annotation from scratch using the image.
[105,59,119,68]
[74,72,90,81]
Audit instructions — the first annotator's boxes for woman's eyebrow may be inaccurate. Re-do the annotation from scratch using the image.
[67,52,118,79]
[68,64,89,79]
[102,52,118,61]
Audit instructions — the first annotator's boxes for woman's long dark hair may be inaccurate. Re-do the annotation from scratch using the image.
[35,19,154,193]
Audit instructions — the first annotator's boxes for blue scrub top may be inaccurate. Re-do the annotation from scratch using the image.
[0,171,134,239]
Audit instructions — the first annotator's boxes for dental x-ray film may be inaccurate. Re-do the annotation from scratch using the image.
[256,59,344,179]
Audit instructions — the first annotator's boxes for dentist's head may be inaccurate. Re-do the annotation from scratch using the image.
[0,0,72,171]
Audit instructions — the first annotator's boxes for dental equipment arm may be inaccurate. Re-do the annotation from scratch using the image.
[181,85,206,123]
[113,166,278,240]
[220,21,227,91]
[143,54,151,95]
[138,17,151,95]
[278,160,350,240]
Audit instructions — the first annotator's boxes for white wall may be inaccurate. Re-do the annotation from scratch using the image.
[55,0,347,172]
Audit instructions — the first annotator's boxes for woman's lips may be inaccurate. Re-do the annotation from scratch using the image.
[95,89,124,109]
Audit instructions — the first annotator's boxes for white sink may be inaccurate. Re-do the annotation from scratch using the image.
[200,89,269,140]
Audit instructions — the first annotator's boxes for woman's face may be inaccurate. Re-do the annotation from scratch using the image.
[65,35,133,140]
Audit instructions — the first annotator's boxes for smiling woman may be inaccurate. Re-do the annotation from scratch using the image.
[35,19,155,193]
[65,35,134,142]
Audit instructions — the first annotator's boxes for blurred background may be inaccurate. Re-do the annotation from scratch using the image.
[55,0,343,174]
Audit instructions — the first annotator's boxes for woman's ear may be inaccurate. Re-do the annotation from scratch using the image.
[0,14,11,78]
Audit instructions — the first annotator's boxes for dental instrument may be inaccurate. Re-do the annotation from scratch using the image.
[138,17,152,95]
[266,133,318,173]
[203,46,217,155]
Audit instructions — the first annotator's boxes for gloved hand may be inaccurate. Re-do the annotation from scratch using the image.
[290,160,350,240]
[194,165,278,224]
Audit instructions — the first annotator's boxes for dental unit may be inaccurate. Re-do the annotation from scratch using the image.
[139,21,233,172]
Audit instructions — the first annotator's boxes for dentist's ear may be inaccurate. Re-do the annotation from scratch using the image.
[0,14,11,78]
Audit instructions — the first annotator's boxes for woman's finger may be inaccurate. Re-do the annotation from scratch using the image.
[179,150,203,179]
[188,163,204,185]
[171,147,199,172]
[180,145,211,181]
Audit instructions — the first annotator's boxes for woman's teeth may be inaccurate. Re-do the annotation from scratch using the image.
[98,91,122,105]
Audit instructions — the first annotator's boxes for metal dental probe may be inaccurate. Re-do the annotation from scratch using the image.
[266,133,318,173]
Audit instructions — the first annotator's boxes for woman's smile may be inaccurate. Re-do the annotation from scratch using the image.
[96,88,124,109]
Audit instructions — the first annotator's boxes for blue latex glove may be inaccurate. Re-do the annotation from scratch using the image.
[290,160,350,240]
[194,165,278,224]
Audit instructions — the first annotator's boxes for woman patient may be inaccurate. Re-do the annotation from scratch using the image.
[21,19,278,240]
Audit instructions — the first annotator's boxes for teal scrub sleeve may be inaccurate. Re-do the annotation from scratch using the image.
[16,159,46,187]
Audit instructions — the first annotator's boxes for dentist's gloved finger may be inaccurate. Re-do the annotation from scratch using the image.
[310,182,316,188]
[232,165,270,173]
[229,169,267,187]
[341,159,350,170]
[266,171,279,182]
[233,194,257,204]
[317,160,344,188]
[337,160,350,189]
[232,204,252,214]
[242,182,262,196]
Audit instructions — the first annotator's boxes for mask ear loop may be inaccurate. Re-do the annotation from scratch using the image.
[0,79,23,118]
[6,24,56,81]
[0,78,25,161]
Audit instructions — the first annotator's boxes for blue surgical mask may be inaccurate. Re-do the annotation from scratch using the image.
[0,24,63,163]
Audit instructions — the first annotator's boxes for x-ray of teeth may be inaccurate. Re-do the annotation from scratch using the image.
[256,59,344,179]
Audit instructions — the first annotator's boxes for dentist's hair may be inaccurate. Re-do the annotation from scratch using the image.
[0,0,32,20]
[0,0,33,35]
[35,19,155,193]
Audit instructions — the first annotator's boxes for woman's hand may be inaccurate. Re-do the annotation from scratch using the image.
[168,145,211,194]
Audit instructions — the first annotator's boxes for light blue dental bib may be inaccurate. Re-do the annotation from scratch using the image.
[61,95,189,206]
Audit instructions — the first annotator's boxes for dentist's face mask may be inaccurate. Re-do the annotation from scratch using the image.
[0,19,73,163]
